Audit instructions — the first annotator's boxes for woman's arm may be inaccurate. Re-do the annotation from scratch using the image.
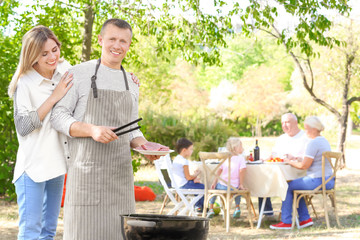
[286,156,313,170]
[37,72,73,121]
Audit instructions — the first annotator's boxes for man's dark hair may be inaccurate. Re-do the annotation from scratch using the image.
[100,18,132,37]
[175,138,193,154]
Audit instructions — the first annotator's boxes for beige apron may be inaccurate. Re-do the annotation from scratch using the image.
[64,59,135,240]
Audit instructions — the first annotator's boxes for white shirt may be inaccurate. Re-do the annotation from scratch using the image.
[272,130,310,158]
[12,61,70,183]
[171,155,189,188]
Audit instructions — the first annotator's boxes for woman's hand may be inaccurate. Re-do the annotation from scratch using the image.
[37,71,73,121]
[238,184,247,190]
[130,72,140,87]
[51,71,73,103]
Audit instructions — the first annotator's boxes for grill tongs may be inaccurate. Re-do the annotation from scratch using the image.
[112,118,142,136]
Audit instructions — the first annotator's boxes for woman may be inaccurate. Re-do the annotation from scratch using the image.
[8,25,73,239]
[8,26,140,239]
[270,116,335,230]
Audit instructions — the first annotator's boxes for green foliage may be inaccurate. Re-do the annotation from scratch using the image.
[0,99,17,200]
[0,31,20,200]
[138,110,237,160]
[240,0,351,57]
[0,0,354,199]
[131,156,142,175]
[137,109,282,160]
[350,102,360,125]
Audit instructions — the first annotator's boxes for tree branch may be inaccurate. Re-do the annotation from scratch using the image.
[258,27,279,39]
[348,96,360,105]
[271,23,342,119]
[306,59,314,91]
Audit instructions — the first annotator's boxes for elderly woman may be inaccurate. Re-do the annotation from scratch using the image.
[270,116,335,230]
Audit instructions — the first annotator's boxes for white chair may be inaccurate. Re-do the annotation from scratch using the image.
[154,154,204,216]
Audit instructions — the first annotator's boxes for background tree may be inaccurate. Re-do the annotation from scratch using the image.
[234,0,355,166]
[0,0,356,198]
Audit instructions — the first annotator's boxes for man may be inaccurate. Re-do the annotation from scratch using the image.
[51,19,167,240]
[259,113,309,217]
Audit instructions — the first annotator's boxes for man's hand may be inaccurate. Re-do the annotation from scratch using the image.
[134,141,170,161]
[136,142,170,151]
[90,125,118,143]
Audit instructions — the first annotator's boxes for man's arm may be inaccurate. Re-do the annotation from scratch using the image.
[69,121,118,144]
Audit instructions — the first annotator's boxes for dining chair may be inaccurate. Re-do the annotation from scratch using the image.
[157,167,175,214]
[199,152,255,232]
[154,155,204,216]
[291,151,342,229]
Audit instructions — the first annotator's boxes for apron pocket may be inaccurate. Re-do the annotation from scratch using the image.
[66,161,101,206]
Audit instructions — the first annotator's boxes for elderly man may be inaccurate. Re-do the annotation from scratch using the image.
[51,19,168,240]
[259,113,309,217]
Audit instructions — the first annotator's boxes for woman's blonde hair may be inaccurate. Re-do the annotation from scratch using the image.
[304,116,325,132]
[226,137,243,155]
[8,25,61,97]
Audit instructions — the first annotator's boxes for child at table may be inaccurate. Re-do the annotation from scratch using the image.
[172,138,204,212]
[207,137,247,218]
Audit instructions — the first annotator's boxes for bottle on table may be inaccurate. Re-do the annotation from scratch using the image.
[254,139,260,160]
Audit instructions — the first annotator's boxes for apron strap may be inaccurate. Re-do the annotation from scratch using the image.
[91,59,101,98]
[121,65,129,91]
[91,58,130,98]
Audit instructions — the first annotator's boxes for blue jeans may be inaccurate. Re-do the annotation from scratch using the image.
[15,173,65,240]
[209,183,241,205]
[258,197,273,215]
[281,176,335,224]
[181,180,205,209]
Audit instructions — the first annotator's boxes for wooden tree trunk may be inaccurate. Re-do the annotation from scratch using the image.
[337,114,348,168]
[337,53,355,167]
[81,2,95,62]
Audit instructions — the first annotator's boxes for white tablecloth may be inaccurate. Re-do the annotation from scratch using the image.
[190,161,306,201]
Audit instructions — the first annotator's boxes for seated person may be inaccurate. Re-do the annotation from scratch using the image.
[270,116,334,229]
[260,113,309,216]
[172,138,204,212]
[207,137,247,219]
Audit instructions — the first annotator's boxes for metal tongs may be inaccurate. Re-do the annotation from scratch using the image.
[112,118,142,136]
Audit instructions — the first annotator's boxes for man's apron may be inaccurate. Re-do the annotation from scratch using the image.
[63,59,135,240]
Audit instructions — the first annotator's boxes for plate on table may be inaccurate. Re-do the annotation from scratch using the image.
[247,160,263,164]
[205,159,220,164]
[132,149,174,156]
[264,161,288,165]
